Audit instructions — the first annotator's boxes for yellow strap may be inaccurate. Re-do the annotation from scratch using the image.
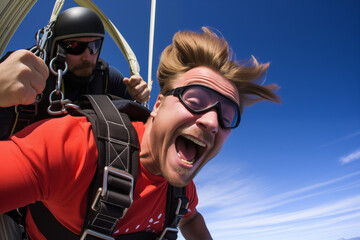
[10,110,19,136]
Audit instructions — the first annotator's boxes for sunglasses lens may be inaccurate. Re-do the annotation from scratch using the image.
[87,40,102,55]
[221,100,239,128]
[181,86,240,128]
[61,40,102,55]
[62,41,86,55]
[182,87,209,110]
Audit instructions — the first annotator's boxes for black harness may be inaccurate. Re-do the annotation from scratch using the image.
[6,58,110,139]
[27,95,189,240]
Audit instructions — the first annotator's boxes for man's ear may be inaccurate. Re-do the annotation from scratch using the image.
[150,94,164,118]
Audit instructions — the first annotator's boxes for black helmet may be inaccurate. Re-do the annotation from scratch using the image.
[49,7,105,60]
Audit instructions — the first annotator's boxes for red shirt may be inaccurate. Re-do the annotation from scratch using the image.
[0,115,198,239]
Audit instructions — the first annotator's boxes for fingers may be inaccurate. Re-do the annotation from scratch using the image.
[20,85,39,106]
[123,75,150,103]
[123,75,141,88]
[16,51,48,105]
[31,57,49,94]
[0,50,48,107]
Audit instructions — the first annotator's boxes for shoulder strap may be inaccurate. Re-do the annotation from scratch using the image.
[157,185,188,240]
[91,59,109,94]
[29,202,78,239]
[78,95,142,239]
[98,59,109,94]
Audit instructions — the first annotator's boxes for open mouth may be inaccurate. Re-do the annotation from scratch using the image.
[175,135,206,166]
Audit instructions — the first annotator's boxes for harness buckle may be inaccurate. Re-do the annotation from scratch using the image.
[91,166,134,218]
[157,227,178,240]
[175,197,189,216]
[80,229,115,240]
[16,102,38,116]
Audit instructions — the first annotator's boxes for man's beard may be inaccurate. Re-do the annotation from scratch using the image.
[70,61,96,77]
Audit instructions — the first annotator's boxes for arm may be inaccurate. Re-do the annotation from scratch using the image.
[179,208,213,240]
[0,116,97,215]
[0,50,48,107]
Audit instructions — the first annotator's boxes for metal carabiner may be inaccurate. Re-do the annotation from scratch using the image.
[29,25,53,61]
[47,90,79,116]
[30,46,47,61]
[49,57,68,94]
[47,90,65,115]
[38,27,52,51]
[49,57,68,76]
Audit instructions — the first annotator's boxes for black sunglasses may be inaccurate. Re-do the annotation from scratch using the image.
[164,84,241,129]
[60,39,102,55]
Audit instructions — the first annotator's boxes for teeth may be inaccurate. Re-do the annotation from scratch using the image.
[177,152,194,165]
[176,135,206,166]
[183,135,206,147]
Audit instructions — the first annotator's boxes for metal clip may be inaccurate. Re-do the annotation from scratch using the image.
[91,166,134,218]
[175,198,189,216]
[49,57,68,76]
[80,229,114,240]
[46,57,78,115]
[49,57,68,94]
[29,25,53,61]
[157,227,178,240]
[47,90,79,115]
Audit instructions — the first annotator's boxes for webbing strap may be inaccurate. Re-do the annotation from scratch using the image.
[78,95,139,237]
[160,186,189,240]
[30,202,78,239]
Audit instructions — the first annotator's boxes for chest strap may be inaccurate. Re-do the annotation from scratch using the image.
[30,185,188,240]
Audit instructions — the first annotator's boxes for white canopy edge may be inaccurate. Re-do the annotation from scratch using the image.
[147,0,156,93]
[49,0,65,23]
[0,0,37,57]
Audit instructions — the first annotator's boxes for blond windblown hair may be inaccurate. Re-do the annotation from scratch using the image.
[157,27,281,112]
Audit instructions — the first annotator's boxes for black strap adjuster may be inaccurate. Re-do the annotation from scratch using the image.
[89,166,134,235]
[15,103,38,117]
[92,166,134,214]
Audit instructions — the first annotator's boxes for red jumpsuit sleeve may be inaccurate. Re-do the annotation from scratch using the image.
[0,115,97,216]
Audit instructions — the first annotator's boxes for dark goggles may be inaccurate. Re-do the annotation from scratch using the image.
[164,84,241,129]
[60,39,102,55]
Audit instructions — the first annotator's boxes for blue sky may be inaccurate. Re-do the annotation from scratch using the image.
[3,0,360,239]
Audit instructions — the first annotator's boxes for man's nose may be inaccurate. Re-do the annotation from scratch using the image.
[196,109,219,134]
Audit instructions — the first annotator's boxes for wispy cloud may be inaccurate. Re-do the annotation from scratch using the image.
[340,149,360,165]
[320,130,360,147]
[179,165,360,240]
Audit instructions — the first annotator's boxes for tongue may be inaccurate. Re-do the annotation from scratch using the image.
[176,136,196,161]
